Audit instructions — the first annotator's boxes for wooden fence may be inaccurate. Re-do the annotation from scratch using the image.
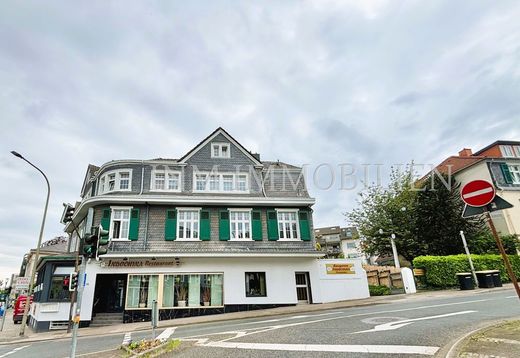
[364,265,403,289]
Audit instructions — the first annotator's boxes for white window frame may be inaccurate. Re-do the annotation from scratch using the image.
[229,209,252,241]
[192,172,249,193]
[210,142,231,158]
[275,209,300,241]
[151,168,181,192]
[109,206,133,241]
[509,164,520,184]
[500,145,515,158]
[513,146,520,158]
[176,208,201,241]
[98,170,133,194]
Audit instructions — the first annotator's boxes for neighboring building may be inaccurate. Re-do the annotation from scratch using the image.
[17,236,71,295]
[431,140,520,236]
[29,128,368,331]
[314,226,364,260]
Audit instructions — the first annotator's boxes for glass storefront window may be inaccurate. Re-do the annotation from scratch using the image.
[126,275,159,308]
[162,274,223,308]
[49,275,72,302]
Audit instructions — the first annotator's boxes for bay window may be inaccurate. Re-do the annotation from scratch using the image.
[98,170,132,193]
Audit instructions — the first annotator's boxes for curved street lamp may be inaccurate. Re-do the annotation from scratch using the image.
[11,151,50,336]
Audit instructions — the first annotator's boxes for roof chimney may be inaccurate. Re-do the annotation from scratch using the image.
[458,148,473,157]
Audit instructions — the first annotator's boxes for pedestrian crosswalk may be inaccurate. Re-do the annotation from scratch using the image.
[121,332,131,346]
[156,327,176,341]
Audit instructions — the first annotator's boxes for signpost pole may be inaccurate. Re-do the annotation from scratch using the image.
[70,257,87,358]
[459,231,478,287]
[485,210,520,299]
[151,300,158,339]
[390,234,400,269]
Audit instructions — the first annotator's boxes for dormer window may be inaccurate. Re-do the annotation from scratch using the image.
[151,167,181,192]
[98,170,132,194]
[211,143,230,158]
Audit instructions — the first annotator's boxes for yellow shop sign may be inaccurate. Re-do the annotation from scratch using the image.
[325,263,355,275]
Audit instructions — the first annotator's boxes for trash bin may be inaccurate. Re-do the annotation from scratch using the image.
[490,270,502,287]
[475,270,494,288]
[456,273,474,290]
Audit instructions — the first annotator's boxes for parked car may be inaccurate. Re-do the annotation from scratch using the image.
[13,295,32,324]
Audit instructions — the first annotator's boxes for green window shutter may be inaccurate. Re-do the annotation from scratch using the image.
[100,209,111,239]
[128,208,140,241]
[165,209,177,241]
[219,210,230,241]
[299,211,311,241]
[500,163,514,184]
[267,210,279,241]
[252,210,262,241]
[200,210,211,241]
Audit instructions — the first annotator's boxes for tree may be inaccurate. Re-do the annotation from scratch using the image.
[348,166,422,262]
[413,173,486,256]
[347,167,488,262]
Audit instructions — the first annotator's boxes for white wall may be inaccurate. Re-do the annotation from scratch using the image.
[314,259,369,303]
[81,257,321,320]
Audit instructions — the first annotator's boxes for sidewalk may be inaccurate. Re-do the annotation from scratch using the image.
[449,319,520,358]
[0,284,515,346]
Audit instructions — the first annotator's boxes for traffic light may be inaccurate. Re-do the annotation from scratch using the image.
[96,225,110,259]
[82,230,99,258]
[68,272,79,291]
[61,203,75,224]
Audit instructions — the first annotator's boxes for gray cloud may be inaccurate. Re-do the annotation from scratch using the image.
[1,0,520,278]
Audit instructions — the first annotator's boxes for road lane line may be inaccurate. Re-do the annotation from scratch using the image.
[204,341,439,355]
[178,296,506,342]
[156,327,177,341]
[0,345,30,358]
[122,332,132,346]
[353,310,477,333]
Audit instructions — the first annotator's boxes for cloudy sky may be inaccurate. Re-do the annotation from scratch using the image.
[1,0,520,281]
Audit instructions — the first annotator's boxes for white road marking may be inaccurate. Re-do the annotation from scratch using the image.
[156,327,177,341]
[204,341,439,355]
[178,297,496,342]
[0,345,30,358]
[353,310,477,333]
[122,332,132,346]
[463,187,493,199]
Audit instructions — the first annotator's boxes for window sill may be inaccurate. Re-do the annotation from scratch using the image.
[176,238,201,241]
[277,238,301,241]
[111,238,131,241]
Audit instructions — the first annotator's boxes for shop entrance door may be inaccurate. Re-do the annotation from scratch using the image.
[93,274,127,313]
[295,272,311,304]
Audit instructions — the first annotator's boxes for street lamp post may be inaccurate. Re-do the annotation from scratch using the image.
[379,229,401,269]
[11,151,50,336]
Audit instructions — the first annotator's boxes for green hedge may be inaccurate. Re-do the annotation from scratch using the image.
[369,285,391,296]
[412,254,520,287]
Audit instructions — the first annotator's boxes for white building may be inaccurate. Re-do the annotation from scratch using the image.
[29,128,369,331]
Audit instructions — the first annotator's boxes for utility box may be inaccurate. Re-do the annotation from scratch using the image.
[401,268,416,294]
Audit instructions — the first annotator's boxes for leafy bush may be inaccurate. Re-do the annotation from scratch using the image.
[369,285,391,296]
[413,254,520,287]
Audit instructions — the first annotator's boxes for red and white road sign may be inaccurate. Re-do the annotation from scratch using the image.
[461,180,496,207]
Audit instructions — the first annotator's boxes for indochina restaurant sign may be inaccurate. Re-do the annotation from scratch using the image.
[325,263,355,275]
[103,259,179,268]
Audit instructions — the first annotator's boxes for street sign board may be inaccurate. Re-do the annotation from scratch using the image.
[14,277,29,291]
[461,180,495,207]
[462,195,514,218]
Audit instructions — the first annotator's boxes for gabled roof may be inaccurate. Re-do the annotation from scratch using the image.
[433,155,486,175]
[80,164,100,196]
[178,127,263,166]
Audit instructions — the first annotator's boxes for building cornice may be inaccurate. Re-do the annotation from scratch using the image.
[100,252,324,258]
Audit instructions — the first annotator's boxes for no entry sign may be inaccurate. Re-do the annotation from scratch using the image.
[461,180,496,207]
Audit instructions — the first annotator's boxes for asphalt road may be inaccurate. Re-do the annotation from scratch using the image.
[1,289,519,358]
